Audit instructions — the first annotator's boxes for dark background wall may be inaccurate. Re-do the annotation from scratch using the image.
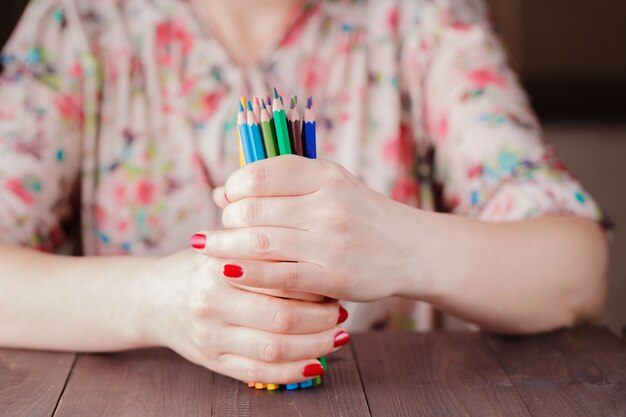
[0,1,28,51]
[1,0,625,331]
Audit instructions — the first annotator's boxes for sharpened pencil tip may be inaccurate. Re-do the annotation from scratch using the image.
[307,96,313,109]
[261,99,266,109]
[273,87,279,99]
[239,101,244,112]
[253,96,260,106]
[247,100,253,112]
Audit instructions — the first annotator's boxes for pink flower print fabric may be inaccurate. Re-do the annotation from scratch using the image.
[0,0,609,331]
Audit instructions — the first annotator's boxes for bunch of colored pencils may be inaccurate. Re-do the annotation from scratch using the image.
[237,88,322,391]
[237,88,316,167]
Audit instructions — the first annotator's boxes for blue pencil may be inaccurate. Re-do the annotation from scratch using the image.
[237,102,253,164]
[246,101,266,161]
[303,97,316,159]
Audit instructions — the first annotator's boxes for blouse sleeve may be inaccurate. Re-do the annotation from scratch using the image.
[0,0,89,251]
[409,0,609,227]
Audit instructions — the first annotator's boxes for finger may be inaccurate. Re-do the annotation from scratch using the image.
[218,289,341,334]
[221,196,313,230]
[215,355,325,385]
[221,260,334,296]
[212,186,229,209]
[192,228,311,262]
[224,155,332,202]
[218,325,349,363]
[232,285,327,303]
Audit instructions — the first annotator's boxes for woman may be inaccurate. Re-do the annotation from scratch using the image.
[0,0,609,385]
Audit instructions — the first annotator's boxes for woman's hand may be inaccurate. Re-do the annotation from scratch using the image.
[140,248,349,384]
[195,155,428,302]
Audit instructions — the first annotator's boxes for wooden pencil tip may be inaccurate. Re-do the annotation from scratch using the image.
[273,87,279,99]
[247,100,253,112]
[307,96,313,109]
[239,101,244,112]
[253,96,260,106]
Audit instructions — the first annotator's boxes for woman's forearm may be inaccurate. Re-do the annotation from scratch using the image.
[0,243,154,351]
[396,211,609,334]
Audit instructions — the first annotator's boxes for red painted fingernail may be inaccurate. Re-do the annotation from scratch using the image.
[337,306,348,324]
[333,331,350,348]
[223,264,244,278]
[190,234,206,250]
[302,363,324,378]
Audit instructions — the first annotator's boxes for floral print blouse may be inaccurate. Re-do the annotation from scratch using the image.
[0,0,608,331]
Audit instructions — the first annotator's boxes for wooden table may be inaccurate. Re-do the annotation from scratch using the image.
[1,327,625,416]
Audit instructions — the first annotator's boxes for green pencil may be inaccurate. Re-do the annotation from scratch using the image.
[260,99,278,157]
[272,87,292,155]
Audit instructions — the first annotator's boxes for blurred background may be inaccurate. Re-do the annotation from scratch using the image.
[1,0,624,332]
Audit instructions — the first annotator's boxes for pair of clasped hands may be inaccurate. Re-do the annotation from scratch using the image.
[145,156,418,384]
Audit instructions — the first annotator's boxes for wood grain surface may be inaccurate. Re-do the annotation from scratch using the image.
[0,349,75,417]
[53,348,213,417]
[352,332,532,417]
[484,327,626,417]
[1,328,624,417]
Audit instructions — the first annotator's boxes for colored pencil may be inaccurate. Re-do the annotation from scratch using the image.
[272,87,292,155]
[247,100,267,161]
[299,379,313,389]
[260,100,279,157]
[303,96,317,159]
[237,101,253,165]
[237,128,245,168]
[288,96,303,156]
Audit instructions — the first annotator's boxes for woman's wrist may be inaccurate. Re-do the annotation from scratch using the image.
[120,255,168,349]
[385,203,467,303]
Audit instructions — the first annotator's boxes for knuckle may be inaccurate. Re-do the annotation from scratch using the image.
[244,363,260,383]
[191,252,214,273]
[241,199,262,225]
[282,266,302,290]
[189,291,212,318]
[278,366,292,384]
[192,326,212,348]
[326,206,351,231]
[272,306,295,333]
[324,163,350,188]
[249,229,271,255]
[247,165,268,194]
[261,338,284,362]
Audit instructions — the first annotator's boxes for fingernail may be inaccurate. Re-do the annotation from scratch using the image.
[302,363,324,377]
[223,264,244,278]
[337,306,348,324]
[190,233,206,250]
[333,330,350,348]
